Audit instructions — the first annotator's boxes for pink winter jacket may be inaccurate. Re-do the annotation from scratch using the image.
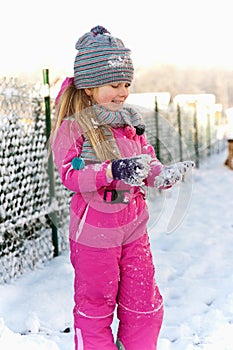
[52,119,163,248]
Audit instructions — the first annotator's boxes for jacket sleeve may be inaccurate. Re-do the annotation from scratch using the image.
[140,133,164,187]
[51,120,112,193]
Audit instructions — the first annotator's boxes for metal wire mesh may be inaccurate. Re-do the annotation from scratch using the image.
[0,78,70,283]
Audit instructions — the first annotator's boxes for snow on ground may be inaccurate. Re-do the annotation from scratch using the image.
[0,149,233,350]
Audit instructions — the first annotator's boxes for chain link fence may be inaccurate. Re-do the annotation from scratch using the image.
[130,93,227,167]
[153,101,226,167]
[0,78,228,284]
[0,77,71,283]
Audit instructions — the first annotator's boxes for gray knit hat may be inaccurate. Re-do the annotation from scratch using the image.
[74,26,134,89]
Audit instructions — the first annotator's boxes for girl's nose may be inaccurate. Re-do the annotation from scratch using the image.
[119,85,128,96]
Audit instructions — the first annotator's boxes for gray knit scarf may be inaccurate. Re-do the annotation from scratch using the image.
[80,104,143,161]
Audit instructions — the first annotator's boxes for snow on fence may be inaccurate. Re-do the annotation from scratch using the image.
[0,78,227,284]
[0,78,71,283]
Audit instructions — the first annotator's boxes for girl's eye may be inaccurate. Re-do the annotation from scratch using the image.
[110,83,131,88]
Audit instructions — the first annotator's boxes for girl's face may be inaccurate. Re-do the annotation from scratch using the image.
[85,82,130,112]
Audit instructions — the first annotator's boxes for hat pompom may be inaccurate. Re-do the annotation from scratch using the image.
[91,26,110,36]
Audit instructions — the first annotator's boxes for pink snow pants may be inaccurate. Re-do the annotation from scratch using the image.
[70,233,163,350]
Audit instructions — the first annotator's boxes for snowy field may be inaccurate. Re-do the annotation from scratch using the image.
[0,149,233,350]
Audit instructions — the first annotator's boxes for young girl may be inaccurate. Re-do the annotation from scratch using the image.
[51,26,194,350]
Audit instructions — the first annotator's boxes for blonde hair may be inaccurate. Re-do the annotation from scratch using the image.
[51,85,121,162]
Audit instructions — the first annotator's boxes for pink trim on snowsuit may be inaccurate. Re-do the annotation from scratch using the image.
[52,119,164,349]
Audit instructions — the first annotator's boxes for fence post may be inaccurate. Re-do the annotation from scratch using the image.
[193,104,199,168]
[154,96,160,160]
[177,104,183,161]
[206,112,211,156]
[43,68,59,257]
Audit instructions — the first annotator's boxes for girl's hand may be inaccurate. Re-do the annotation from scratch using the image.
[154,161,195,188]
[111,154,152,186]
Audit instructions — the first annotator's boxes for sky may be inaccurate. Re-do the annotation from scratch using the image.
[0,149,233,349]
[1,0,233,83]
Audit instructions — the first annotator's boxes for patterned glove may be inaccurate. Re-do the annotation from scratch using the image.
[112,154,151,186]
[154,161,195,188]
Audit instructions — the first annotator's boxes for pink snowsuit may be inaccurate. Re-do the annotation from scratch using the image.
[52,119,164,350]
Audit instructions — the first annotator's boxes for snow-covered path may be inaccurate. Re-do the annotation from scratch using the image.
[0,149,233,350]
[151,149,233,349]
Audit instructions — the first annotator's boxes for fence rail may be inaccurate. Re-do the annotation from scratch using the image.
[0,76,228,283]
